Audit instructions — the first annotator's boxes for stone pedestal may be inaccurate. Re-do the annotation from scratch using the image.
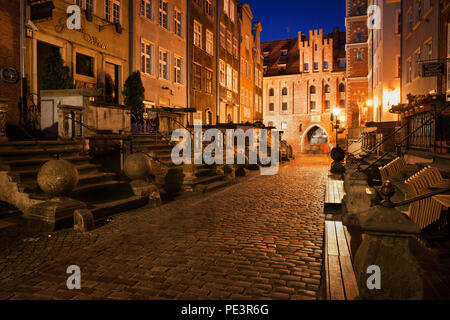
[129,180,161,207]
[182,164,196,192]
[219,164,236,181]
[74,208,95,232]
[342,169,371,226]
[354,205,423,300]
[27,198,87,231]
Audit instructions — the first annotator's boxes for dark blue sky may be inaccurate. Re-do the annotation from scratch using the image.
[244,0,346,42]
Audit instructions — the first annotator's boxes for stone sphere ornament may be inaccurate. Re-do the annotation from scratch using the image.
[37,159,79,196]
[331,146,346,162]
[124,152,152,181]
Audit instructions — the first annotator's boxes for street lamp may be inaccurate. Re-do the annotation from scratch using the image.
[330,107,346,174]
[331,108,342,147]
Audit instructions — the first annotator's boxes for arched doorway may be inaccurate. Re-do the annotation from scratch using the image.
[301,124,330,154]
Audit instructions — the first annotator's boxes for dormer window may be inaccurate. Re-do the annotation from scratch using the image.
[278,64,286,72]
[281,49,288,56]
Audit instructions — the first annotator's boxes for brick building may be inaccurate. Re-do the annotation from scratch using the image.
[345,0,369,128]
[188,0,217,125]
[131,0,187,113]
[238,4,263,123]
[262,28,346,154]
[0,0,21,124]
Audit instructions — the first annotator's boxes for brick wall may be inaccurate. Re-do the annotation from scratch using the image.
[0,0,21,123]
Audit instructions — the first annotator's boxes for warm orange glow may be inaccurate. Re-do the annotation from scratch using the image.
[366,99,373,107]
[332,108,342,116]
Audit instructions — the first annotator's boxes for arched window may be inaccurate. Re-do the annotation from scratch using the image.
[269,88,274,96]
[310,86,316,94]
[324,84,330,93]
[206,110,212,125]
[282,87,288,95]
[339,83,345,92]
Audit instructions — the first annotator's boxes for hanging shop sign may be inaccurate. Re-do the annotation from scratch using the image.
[29,0,55,21]
[422,62,445,77]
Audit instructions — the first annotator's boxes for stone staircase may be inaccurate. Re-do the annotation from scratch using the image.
[0,140,148,226]
[131,134,232,195]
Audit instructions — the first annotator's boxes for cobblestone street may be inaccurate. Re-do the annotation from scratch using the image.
[0,155,330,300]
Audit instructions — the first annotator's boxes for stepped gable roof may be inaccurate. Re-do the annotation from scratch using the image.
[262,38,299,77]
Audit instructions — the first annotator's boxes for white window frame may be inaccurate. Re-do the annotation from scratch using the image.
[226,64,233,89]
[206,29,214,55]
[76,0,94,12]
[159,48,170,80]
[174,56,183,84]
[159,0,169,30]
[174,9,183,38]
[205,0,213,17]
[229,0,235,22]
[105,0,121,24]
[232,69,238,92]
[140,40,154,76]
[194,21,202,48]
[227,31,232,53]
[224,0,229,15]
[219,60,226,87]
[205,68,213,94]
[140,0,153,20]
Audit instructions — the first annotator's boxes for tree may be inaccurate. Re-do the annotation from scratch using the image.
[123,71,145,120]
[40,50,75,90]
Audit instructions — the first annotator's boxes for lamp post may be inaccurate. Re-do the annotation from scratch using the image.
[330,107,346,174]
[332,107,342,147]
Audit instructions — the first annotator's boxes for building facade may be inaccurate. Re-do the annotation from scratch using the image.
[218,0,240,124]
[263,28,346,154]
[252,21,264,122]
[368,0,401,123]
[0,0,21,124]
[442,0,450,99]
[345,0,369,128]
[401,0,440,102]
[188,0,217,125]
[131,0,187,113]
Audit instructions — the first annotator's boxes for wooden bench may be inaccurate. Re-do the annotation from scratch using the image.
[325,179,345,206]
[325,220,359,300]
[405,166,450,230]
[379,157,418,183]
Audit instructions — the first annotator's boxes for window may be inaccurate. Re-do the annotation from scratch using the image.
[339,83,345,92]
[325,100,330,110]
[310,86,316,94]
[219,24,226,48]
[205,0,213,17]
[281,49,288,56]
[205,68,212,93]
[233,69,238,92]
[356,33,362,43]
[356,51,363,61]
[425,39,432,61]
[159,49,169,80]
[338,59,346,68]
[282,102,288,111]
[407,11,413,34]
[140,0,153,20]
[304,63,309,71]
[77,0,94,11]
[194,21,202,48]
[314,62,319,70]
[395,10,401,34]
[233,37,238,58]
[415,0,422,24]
[340,100,345,108]
[206,30,213,55]
[324,61,329,70]
[281,121,287,130]
[174,9,182,37]
[269,103,274,112]
[219,60,226,86]
[193,0,203,7]
[406,57,412,83]
[174,56,183,84]
[159,0,169,30]
[324,85,330,93]
[105,0,121,24]
[269,88,274,96]
[76,53,94,77]
[310,101,316,111]
[414,49,421,78]
[282,87,288,96]
[229,0,235,22]
[224,0,229,15]
[245,35,250,50]
[226,64,233,89]
[140,41,154,75]
[193,63,201,90]
[356,6,362,15]
[227,31,232,53]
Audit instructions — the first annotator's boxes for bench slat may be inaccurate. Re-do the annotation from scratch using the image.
[328,255,346,300]
[326,221,339,256]
[339,256,359,300]
[335,221,350,257]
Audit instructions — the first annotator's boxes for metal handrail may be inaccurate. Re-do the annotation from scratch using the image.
[360,102,450,173]
[5,113,60,160]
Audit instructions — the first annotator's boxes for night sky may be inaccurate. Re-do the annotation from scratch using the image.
[244,0,346,42]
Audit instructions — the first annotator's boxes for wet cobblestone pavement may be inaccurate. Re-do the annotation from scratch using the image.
[0,155,330,300]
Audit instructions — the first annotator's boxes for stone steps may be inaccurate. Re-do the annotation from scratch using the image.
[0,155,92,171]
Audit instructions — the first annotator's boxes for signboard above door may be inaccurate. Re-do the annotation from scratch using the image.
[422,62,445,77]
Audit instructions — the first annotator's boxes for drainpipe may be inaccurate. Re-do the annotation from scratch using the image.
[129,0,134,76]
[20,0,27,125]
[186,0,190,126]
[216,0,220,124]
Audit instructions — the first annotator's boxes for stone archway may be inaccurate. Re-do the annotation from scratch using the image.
[300,124,330,154]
